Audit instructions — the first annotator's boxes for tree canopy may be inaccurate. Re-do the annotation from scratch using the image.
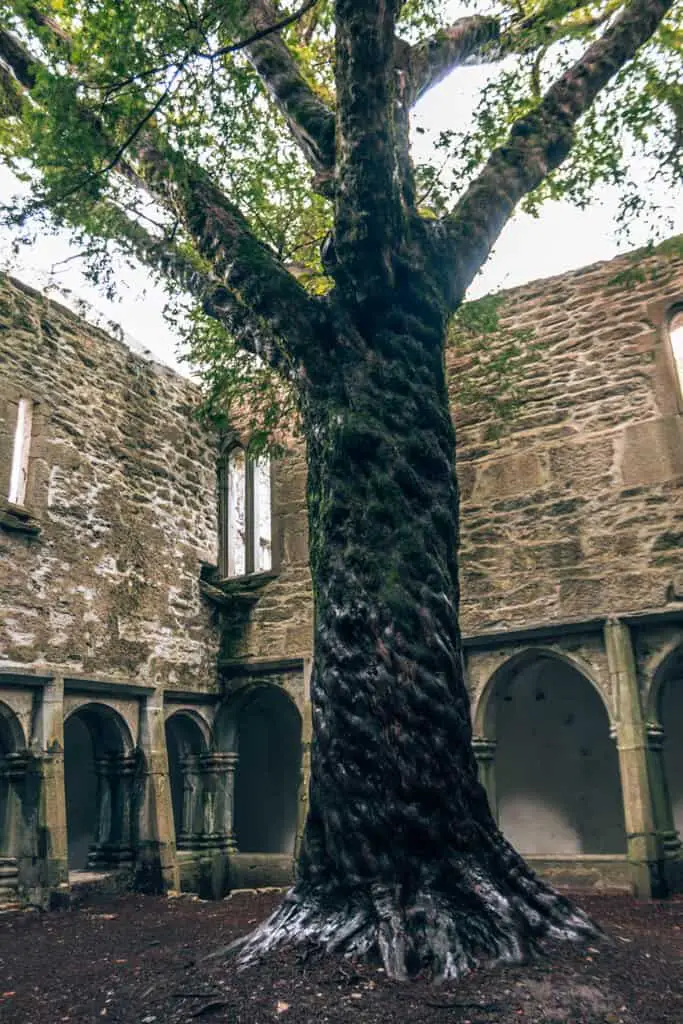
[0,1,680,408]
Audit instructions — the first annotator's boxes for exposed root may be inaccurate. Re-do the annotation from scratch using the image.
[230,856,600,982]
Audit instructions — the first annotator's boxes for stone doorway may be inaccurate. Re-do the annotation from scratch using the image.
[64,703,137,871]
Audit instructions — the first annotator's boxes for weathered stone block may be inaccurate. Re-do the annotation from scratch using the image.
[619,417,683,486]
[472,452,548,501]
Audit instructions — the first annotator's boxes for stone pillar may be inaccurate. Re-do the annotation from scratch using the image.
[198,752,238,852]
[136,693,179,892]
[472,738,498,823]
[177,754,202,850]
[34,678,69,900]
[646,724,682,888]
[87,756,113,867]
[604,619,662,897]
[91,753,136,867]
[0,753,30,903]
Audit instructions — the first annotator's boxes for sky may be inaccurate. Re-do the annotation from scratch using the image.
[1,20,682,377]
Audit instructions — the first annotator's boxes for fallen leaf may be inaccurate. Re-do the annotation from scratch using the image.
[276,1001,290,1014]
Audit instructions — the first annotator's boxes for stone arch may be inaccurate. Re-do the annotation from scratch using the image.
[164,711,210,849]
[472,646,612,738]
[649,640,683,843]
[475,649,625,856]
[64,702,136,871]
[647,639,683,725]
[216,684,302,854]
[0,702,25,753]
[0,702,26,862]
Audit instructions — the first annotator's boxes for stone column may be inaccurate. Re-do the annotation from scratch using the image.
[472,738,498,823]
[93,753,136,866]
[136,693,179,892]
[34,678,69,901]
[198,752,238,852]
[88,755,113,867]
[604,619,662,897]
[0,753,30,902]
[177,754,202,850]
[646,724,682,886]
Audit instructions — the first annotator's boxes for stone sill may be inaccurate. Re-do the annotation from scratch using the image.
[0,498,41,536]
[200,571,278,609]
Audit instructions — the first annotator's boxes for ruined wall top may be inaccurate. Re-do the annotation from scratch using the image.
[0,275,220,689]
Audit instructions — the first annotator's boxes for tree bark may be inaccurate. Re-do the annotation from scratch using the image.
[234,260,596,980]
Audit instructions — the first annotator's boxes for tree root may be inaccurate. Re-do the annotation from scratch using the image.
[230,855,600,982]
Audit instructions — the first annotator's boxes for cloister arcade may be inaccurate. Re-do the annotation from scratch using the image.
[163,684,303,863]
[471,650,627,859]
[0,631,679,905]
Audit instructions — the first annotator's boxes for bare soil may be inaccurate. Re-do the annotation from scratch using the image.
[0,890,681,1024]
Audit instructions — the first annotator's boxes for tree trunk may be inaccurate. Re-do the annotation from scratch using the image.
[235,264,597,980]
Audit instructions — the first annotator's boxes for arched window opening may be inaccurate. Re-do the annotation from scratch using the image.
[660,661,683,841]
[669,307,683,401]
[164,713,207,850]
[0,710,18,858]
[489,656,625,856]
[219,446,272,578]
[231,687,301,854]
[64,705,136,872]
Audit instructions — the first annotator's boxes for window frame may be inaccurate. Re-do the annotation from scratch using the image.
[218,443,274,580]
[666,303,683,413]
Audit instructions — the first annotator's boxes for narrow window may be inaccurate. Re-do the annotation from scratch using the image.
[8,398,33,506]
[227,447,247,577]
[670,308,683,396]
[218,447,273,578]
[252,456,272,573]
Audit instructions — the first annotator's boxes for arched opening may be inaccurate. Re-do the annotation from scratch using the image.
[657,644,683,840]
[64,704,135,871]
[218,445,272,578]
[0,704,24,861]
[164,713,208,848]
[220,686,301,854]
[486,654,625,855]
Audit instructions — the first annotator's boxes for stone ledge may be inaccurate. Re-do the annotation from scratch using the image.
[199,571,278,609]
[0,497,41,536]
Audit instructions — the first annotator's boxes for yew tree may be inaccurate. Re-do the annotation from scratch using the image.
[1,0,681,981]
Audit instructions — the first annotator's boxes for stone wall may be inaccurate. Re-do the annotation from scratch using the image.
[0,275,220,690]
[449,241,683,634]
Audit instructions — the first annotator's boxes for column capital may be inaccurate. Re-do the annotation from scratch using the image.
[646,723,665,750]
[199,752,239,773]
[0,751,31,780]
[471,737,496,760]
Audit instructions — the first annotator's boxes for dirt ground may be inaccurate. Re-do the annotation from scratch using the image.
[0,890,681,1024]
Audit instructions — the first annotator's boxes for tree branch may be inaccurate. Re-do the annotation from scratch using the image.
[437,0,674,307]
[0,22,324,372]
[232,0,336,181]
[101,204,292,373]
[399,16,501,105]
[334,0,405,301]
[398,2,614,107]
